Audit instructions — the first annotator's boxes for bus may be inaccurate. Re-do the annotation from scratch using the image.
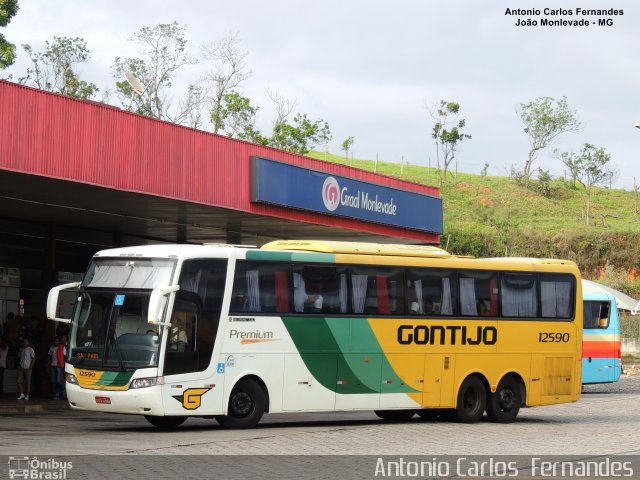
[46,240,583,428]
[582,290,622,384]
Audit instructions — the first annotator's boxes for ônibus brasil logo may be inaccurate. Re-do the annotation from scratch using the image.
[322,177,340,212]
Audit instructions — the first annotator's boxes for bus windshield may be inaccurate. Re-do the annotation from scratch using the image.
[69,257,176,370]
[69,290,161,370]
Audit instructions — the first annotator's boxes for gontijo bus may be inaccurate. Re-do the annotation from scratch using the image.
[47,240,583,428]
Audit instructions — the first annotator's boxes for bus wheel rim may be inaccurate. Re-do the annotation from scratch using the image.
[463,389,479,411]
[231,391,254,417]
[498,387,515,411]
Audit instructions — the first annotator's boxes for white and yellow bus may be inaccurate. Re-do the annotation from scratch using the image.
[47,240,582,428]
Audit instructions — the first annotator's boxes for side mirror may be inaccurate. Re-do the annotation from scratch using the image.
[148,285,180,326]
[46,282,81,324]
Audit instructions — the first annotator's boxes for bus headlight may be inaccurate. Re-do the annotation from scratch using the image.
[66,373,79,385]
[130,377,164,389]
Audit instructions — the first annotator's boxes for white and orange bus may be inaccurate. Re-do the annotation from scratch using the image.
[47,240,582,428]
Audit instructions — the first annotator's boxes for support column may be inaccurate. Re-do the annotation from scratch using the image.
[43,223,56,290]
[226,231,242,245]
[177,225,187,244]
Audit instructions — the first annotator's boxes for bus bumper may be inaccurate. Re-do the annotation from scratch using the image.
[67,383,165,416]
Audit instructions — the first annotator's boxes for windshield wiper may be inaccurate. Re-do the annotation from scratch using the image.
[107,329,126,371]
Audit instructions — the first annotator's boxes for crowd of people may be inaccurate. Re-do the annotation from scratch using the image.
[1,312,68,400]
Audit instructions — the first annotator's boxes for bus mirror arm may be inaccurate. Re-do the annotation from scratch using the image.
[148,285,180,325]
[46,282,81,324]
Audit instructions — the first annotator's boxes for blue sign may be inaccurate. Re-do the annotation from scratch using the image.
[250,156,443,234]
[114,294,125,306]
[217,363,225,374]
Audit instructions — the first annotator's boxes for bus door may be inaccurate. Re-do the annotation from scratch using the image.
[161,260,227,416]
[582,300,616,384]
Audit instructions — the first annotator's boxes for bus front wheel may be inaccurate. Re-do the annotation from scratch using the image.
[216,378,266,429]
[144,415,187,429]
[455,376,487,423]
[486,375,522,423]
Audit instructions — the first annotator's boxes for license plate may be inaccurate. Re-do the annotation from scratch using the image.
[95,396,111,404]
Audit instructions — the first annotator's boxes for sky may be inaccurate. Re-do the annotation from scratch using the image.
[3,0,639,189]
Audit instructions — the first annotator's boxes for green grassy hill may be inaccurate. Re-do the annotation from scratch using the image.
[307,151,640,295]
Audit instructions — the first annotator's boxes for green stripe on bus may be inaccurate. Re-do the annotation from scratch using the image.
[246,251,336,263]
[96,371,134,387]
[326,318,416,393]
[282,316,374,393]
[282,317,416,394]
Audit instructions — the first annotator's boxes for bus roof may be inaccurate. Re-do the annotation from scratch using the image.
[260,240,454,258]
[93,242,578,271]
[479,257,578,267]
[93,243,238,259]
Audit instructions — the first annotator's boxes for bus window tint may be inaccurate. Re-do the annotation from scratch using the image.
[583,301,610,329]
[292,266,348,314]
[407,269,456,316]
[501,273,537,318]
[459,271,499,317]
[540,274,574,319]
[231,262,290,313]
[350,267,405,315]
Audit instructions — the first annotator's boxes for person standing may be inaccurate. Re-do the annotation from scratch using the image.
[47,337,63,399]
[17,338,35,401]
[0,336,8,394]
[56,335,67,399]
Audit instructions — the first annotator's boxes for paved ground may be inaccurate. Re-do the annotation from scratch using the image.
[1,374,639,457]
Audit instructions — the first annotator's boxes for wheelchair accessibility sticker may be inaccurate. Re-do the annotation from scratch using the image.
[217,362,225,374]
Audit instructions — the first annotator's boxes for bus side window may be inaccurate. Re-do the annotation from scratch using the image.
[292,266,348,314]
[541,274,574,319]
[460,271,502,317]
[231,262,289,313]
[407,269,456,316]
[350,266,404,316]
[583,301,609,329]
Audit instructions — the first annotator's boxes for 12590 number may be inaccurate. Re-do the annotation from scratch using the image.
[538,332,570,343]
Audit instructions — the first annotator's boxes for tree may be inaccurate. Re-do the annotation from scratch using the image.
[266,88,297,129]
[341,136,355,163]
[202,32,252,133]
[18,36,98,99]
[269,113,332,155]
[430,100,471,185]
[516,96,583,187]
[218,91,265,143]
[112,22,200,125]
[0,0,19,69]
[559,143,613,225]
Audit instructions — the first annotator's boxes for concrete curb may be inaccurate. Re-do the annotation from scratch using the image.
[0,395,70,414]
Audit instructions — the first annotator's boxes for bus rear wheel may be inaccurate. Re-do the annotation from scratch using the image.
[374,410,416,421]
[144,415,187,429]
[215,379,266,429]
[455,376,487,423]
[486,376,522,423]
